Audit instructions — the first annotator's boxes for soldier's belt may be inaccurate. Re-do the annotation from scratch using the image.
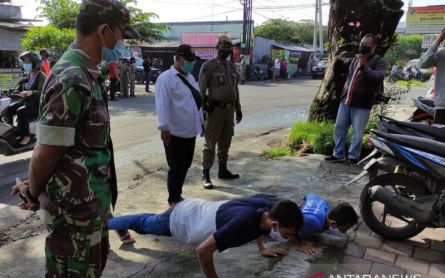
[214,100,235,108]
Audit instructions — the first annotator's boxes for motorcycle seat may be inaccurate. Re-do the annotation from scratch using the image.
[372,129,445,158]
[395,121,445,140]
[419,97,435,107]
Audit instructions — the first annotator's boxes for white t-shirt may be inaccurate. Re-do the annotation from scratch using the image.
[274,59,281,70]
[169,198,228,246]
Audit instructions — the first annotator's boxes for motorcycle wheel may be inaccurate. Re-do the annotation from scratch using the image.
[360,173,430,241]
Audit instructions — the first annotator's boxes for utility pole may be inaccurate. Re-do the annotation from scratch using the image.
[241,0,253,55]
[318,0,323,55]
[313,0,318,54]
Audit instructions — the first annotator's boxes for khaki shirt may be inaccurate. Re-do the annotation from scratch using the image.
[198,58,241,111]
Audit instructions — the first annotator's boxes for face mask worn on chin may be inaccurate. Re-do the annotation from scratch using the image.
[23,63,32,73]
[327,227,346,238]
[269,227,289,243]
[182,61,195,74]
[218,49,231,59]
[358,45,371,55]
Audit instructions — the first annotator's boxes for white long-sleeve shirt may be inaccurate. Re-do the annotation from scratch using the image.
[419,41,445,109]
[155,66,204,138]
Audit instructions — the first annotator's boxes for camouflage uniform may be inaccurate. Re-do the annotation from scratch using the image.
[129,61,136,97]
[120,59,129,97]
[199,36,242,172]
[35,0,139,276]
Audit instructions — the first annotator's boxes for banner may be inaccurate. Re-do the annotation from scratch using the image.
[406,5,445,34]
[422,34,445,49]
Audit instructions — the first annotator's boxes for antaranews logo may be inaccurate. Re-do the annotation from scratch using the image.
[308,272,423,278]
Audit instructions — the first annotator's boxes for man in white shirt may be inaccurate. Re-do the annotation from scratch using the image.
[420,28,445,124]
[155,44,204,206]
[273,57,281,82]
[108,197,303,278]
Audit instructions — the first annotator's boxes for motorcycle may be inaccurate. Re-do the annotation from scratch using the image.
[408,95,434,123]
[0,88,37,156]
[358,129,445,240]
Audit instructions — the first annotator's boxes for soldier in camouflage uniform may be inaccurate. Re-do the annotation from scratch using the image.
[10,1,140,277]
[120,58,130,98]
[199,35,243,189]
[129,57,136,97]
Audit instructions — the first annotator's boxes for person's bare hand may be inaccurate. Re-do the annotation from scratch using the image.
[437,28,445,43]
[294,241,318,256]
[338,51,348,60]
[11,180,39,211]
[161,130,171,146]
[10,180,29,197]
[18,91,31,98]
[260,247,288,257]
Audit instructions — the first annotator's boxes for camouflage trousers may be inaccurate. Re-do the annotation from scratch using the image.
[202,106,235,170]
[45,220,109,277]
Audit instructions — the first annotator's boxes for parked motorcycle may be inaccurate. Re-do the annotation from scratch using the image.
[358,129,445,240]
[408,95,434,123]
[0,89,37,156]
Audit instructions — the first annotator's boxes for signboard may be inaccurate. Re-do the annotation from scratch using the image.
[181,32,229,47]
[194,48,218,60]
[406,5,445,34]
[422,34,445,49]
[0,68,22,90]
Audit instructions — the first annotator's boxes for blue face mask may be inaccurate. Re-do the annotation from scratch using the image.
[102,39,126,62]
[23,63,32,73]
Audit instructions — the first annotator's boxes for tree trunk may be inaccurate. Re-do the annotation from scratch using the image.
[308,0,404,122]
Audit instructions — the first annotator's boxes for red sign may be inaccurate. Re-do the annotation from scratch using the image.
[181,32,229,47]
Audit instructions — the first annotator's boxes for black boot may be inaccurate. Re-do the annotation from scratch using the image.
[202,169,214,189]
[218,163,239,180]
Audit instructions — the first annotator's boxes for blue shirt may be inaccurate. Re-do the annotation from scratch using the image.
[298,193,330,239]
[214,197,272,252]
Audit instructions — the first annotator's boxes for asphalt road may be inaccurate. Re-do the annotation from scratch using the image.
[0,78,429,204]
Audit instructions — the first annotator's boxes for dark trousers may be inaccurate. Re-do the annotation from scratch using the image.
[163,135,196,203]
[144,71,151,92]
[109,78,117,100]
[4,100,38,137]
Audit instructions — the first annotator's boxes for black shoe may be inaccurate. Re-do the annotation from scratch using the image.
[218,164,240,180]
[349,159,359,165]
[202,169,214,189]
[324,155,345,163]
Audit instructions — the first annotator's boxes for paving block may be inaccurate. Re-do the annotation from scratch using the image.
[358,224,372,236]
[413,247,445,263]
[371,263,406,275]
[429,263,445,278]
[341,255,372,274]
[364,248,397,265]
[405,234,431,248]
[395,255,429,274]
[345,243,366,258]
[382,240,413,257]
[354,233,383,250]
[430,240,445,253]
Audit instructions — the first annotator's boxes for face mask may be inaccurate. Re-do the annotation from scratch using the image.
[101,26,126,62]
[218,49,231,59]
[182,61,195,74]
[269,227,289,243]
[327,227,346,238]
[23,63,32,73]
[358,45,371,55]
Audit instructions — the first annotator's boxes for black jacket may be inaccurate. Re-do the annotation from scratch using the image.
[334,54,386,109]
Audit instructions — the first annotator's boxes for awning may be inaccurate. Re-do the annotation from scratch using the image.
[272,42,312,52]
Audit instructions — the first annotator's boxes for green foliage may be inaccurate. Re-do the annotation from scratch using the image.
[21,25,75,59]
[385,34,423,66]
[254,19,327,45]
[288,121,335,155]
[262,148,290,159]
[39,0,79,29]
[121,0,168,43]
[395,80,426,87]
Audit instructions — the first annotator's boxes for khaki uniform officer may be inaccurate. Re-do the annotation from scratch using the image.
[199,35,243,189]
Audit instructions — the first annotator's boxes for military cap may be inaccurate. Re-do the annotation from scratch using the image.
[80,0,141,39]
[218,35,233,46]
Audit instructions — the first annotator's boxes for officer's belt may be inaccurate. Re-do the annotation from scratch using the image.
[213,100,236,108]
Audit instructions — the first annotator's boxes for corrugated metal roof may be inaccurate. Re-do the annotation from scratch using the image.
[272,42,312,52]
[0,21,30,31]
